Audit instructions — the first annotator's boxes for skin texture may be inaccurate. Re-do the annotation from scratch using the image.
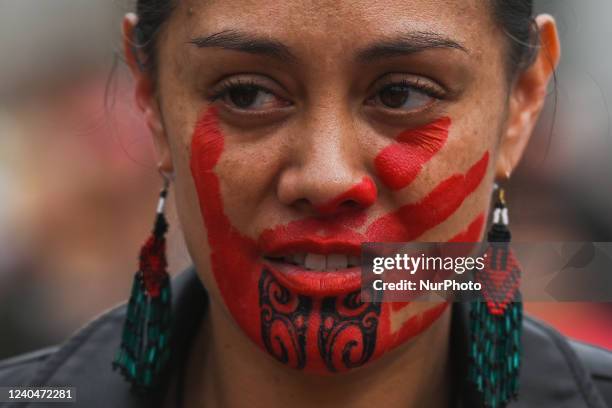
[122,0,560,406]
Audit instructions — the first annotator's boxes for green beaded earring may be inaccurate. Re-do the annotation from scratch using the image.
[469,186,522,408]
[113,177,172,390]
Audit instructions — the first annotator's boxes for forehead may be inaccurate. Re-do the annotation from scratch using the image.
[171,0,497,55]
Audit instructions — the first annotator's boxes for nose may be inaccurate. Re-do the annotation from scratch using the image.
[277,114,377,216]
[313,177,377,215]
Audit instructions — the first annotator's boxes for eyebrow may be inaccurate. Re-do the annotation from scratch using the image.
[355,31,468,62]
[189,29,467,64]
[189,29,297,62]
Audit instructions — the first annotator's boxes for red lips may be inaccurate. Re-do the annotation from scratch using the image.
[258,218,366,296]
[263,262,362,297]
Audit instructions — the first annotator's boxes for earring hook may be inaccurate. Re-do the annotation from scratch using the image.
[492,182,507,206]
[159,169,172,192]
[499,188,506,206]
[157,170,172,214]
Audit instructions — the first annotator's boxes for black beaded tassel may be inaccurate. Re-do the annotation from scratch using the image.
[469,187,522,408]
[113,181,172,390]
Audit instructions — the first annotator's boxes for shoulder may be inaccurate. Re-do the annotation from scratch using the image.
[0,302,124,388]
[0,346,58,386]
[570,340,612,406]
[0,304,149,408]
[0,269,203,407]
[520,315,612,407]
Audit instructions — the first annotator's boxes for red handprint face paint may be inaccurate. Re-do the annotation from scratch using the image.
[375,117,450,191]
[190,108,487,374]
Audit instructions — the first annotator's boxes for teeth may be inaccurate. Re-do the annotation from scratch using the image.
[293,253,306,265]
[327,254,348,270]
[348,255,360,267]
[268,253,360,271]
[304,254,326,270]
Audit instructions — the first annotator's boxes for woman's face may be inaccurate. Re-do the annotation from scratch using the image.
[137,0,536,374]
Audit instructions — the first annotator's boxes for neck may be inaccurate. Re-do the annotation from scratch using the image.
[180,301,453,408]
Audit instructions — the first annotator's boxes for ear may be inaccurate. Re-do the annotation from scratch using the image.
[122,13,173,173]
[496,14,561,179]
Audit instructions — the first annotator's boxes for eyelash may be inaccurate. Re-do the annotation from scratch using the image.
[207,78,279,103]
[206,77,446,106]
[374,78,446,100]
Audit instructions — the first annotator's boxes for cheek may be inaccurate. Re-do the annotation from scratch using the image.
[190,107,263,348]
[210,133,287,232]
[368,117,489,243]
[450,213,486,242]
[366,118,489,353]
[374,117,450,191]
[367,152,489,242]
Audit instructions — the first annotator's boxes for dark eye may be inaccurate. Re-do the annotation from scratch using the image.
[213,82,290,111]
[379,85,411,108]
[228,85,263,108]
[376,84,433,110]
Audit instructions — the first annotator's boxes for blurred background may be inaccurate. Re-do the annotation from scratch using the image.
[0,0,610,359]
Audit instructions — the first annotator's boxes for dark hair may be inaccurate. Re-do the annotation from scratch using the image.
[132,0,538,78]
[133,0,176,73]
[491,0,539,79]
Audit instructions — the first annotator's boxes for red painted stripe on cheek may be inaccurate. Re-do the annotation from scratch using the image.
[381,214,484,342]
[390,301,411,312]
[449,213,486,242]
[190,108,263,346]
[389,214,485,313]
[367,151,489,242]
[190,108,230,232]
[375,117,450,191]
[390,302,449,344]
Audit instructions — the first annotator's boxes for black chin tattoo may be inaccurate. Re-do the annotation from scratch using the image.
[259,268,381,372]
[318,289,381,372]
[259,268,311,369]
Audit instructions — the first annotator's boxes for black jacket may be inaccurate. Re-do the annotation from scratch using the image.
[1,267,611,407]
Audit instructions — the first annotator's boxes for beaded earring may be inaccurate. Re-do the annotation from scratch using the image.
[469,185,522,408]
[113,176,172,390]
